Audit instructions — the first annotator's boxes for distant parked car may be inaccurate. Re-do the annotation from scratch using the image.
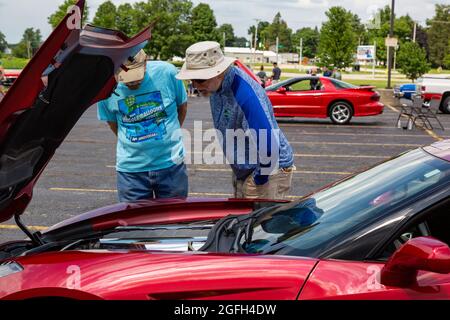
[1,69,21,87]
[394,83,418,100]
[264,76,384,124]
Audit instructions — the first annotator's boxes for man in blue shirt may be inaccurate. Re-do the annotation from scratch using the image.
[177,42,295,199]
[97,50,188,202]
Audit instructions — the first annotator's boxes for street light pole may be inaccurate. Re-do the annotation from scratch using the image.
[387,0,395,89]
[253,19,261,64]
[299,38,303,70]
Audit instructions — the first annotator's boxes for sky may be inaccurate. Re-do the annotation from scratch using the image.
[0,0,444,44]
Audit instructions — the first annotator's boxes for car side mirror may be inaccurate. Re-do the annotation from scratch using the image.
[380,236,450,288]
[276,87,286,94]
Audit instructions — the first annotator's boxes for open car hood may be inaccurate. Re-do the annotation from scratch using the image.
[0,0,152,223]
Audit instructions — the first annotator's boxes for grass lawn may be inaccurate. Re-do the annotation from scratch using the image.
[428,68,450,74]
[344,79,410,88]
[278,76,410,89]
[0,56,30,69]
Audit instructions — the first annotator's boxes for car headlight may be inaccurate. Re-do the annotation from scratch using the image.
[0,262,23,278]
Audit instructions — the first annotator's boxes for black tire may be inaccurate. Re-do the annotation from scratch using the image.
[441,96,450,114]
[329,101,353,124]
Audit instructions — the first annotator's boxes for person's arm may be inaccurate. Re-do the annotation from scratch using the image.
[107,121,118,136]
[177,102,187,126]
[232,75,280,185]
[172,65,188,127]
[97,100,118,136]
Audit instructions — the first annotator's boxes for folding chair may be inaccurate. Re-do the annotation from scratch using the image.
[395,95,415,129]
[414,98,445,131]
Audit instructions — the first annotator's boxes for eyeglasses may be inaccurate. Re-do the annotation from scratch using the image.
[192,79,207,84]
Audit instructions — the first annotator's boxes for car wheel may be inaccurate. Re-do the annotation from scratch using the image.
[329,102,353,124]
[441,96,450,114]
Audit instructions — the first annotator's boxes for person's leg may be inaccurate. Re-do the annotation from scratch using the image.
[153,162,189,198]
[232,173,245,198]
[116,171,153,202]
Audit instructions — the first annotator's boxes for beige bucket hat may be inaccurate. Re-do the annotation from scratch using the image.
[176,41,236,80]
[117,49,148,84]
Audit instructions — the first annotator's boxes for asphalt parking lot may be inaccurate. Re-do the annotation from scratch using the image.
[1,96,449,242]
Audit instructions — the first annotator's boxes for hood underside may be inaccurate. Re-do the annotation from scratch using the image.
[0,0,152,223]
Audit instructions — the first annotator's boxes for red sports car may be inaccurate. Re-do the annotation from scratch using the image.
[1,1,450,300]
[265,76,384,124]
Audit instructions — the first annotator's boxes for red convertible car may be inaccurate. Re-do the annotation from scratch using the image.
[265,76,384,124]
[1,1,450,300]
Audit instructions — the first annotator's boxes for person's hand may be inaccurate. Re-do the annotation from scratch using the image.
[253,173,269,185]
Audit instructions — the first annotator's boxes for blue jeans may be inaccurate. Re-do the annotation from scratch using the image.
[117,163,188,202]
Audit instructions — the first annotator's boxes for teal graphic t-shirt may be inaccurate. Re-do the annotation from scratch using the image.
[97,61,187,172]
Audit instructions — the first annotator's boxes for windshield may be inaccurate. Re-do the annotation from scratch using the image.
[329,78,359,89]
[243,149,450,257]
[265,78,301,91]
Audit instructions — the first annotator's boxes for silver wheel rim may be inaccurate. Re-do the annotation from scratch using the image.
[331,104,350,123]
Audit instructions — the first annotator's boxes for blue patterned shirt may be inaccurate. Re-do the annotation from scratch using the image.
[210,66,294,183]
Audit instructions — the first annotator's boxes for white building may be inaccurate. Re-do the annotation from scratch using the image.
[224,47,299,65]
[224,47,264,64]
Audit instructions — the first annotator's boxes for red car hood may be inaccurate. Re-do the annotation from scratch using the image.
[4,250,318,299]
[0,0,152,223]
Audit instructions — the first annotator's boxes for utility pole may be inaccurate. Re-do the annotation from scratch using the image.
[253,19,261,64]
[222,32,226,48]
[276,36,279,64]
[413,21,417,42]
[27,40,31,59]
[299,38,303,70]
[387,0,395,89]
[373,40,376,80]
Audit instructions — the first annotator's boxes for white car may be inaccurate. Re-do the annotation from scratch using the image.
[417,76,450,113]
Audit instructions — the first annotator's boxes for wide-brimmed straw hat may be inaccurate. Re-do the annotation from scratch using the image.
[176,41,236,80]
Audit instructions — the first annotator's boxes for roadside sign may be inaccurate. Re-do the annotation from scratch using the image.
[357,45,375,60]
[385,37,398,47]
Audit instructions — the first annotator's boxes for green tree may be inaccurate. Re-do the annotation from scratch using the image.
[12,28,42,58]
[217,24,235,47]
[0,31,7,53]
[116,3,137,36]
[248,21,270,49]
[265,13,292,52]
[292,27,320,58]
[232,37,248,48]
[397,41,430,81]
[132,0,194,60]
[351,13,368,45]
[92,1,117,29]
[48,0,90,29]
[427,4,450,67]
[318,7,357,68]
[191,3,220,43]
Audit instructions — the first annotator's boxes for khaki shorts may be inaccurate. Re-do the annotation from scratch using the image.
[233,166,295,200]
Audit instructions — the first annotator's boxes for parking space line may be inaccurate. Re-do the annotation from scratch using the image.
[103,165,354,175]
[289,141,421,147]
[385,104,444,141]
[285,131,432,138]
[0,224,48,231]
[191,168,352,175]
[48,188,304,199]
